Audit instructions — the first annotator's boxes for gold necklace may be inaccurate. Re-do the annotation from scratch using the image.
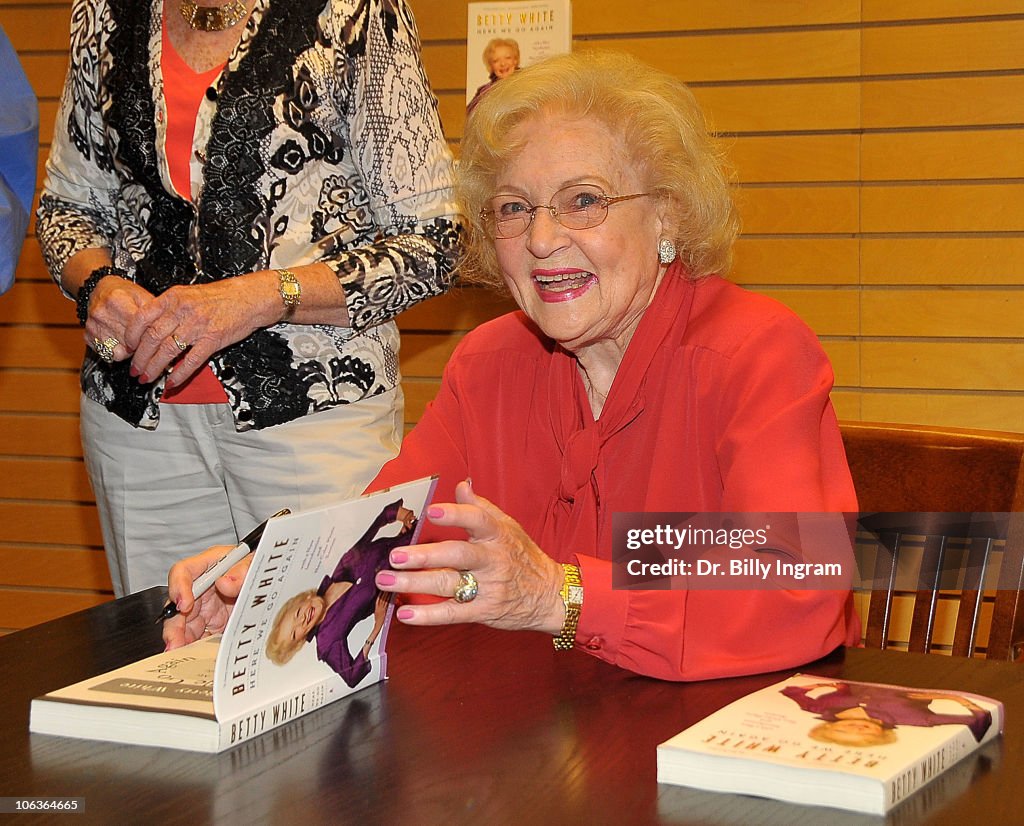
[179,0,249,32]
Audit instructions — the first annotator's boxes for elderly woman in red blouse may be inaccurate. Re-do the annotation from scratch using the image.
[165,51,859,681]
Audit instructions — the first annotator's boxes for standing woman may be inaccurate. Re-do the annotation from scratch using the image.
[37,0,460,595]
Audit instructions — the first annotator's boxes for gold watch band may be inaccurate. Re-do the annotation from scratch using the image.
[553,563,583,651]
[277,268,301,314]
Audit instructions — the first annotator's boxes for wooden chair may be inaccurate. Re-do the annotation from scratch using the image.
[839,421,1024,660]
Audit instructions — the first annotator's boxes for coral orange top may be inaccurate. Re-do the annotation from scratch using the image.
[160,25,227,404]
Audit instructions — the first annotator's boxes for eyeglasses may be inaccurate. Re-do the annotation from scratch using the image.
[480,184,651,239]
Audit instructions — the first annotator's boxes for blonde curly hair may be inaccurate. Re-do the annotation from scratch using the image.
[265,589,318,666]
[458,50,740,290]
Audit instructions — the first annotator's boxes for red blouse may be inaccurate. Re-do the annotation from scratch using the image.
[371,265,860,680]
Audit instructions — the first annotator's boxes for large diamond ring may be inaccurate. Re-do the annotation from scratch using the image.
[172,334,189,352]
[453,570,479,603]
[93,336,118,363]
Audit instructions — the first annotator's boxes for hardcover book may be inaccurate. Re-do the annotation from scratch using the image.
[657,673,1004,815]
[466,0,572,113]
[30,477,437,753]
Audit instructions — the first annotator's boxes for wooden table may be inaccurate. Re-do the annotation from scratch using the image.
[1,587,1020,825]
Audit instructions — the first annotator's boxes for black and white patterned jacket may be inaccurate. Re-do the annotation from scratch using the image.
[37,0,461,430]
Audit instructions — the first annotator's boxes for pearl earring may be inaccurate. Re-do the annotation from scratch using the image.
[658,238,677,264]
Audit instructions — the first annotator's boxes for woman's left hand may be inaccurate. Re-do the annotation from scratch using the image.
[122,273,280,386]
[375,480,567,635]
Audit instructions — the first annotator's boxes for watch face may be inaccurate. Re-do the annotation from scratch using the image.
[566,584,584,605]
[280,278,300,305]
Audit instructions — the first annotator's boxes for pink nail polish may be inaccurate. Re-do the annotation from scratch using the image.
[397,607,414,621]
[427,505,445,519]
[377,571,397,586]
[390,549,408,564]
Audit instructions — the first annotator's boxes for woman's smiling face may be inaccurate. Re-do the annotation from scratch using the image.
[491,112,666,361]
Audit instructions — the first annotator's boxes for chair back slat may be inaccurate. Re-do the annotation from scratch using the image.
[863,531,899,650]
[988,516,1024,660]
[907,535,946,654]
[951,538,993,657]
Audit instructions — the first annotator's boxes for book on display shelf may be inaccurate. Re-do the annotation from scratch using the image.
[30,477,437,753]
[466,0,572,112]
[657,672,1003,815]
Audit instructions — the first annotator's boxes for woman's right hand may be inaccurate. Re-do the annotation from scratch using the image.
[83,275,155,363]
[162,547,252,650]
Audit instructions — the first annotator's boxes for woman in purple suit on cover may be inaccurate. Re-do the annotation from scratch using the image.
[265,499,416,687]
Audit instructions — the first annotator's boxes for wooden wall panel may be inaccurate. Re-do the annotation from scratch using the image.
[820,340,859,387]
[0,372,79,413]
[756,288,860,337]
[0,281,77,325]
[0,415,83,458]
[420,43,465,90]
[738,187,859,234]
[0,547,109,589]
[0,6,70,50]
[415,0,863,39]
[830,391,862,421]
[862,184,1024,233]
[400,333,463,378]
[0,501,102,546]
[0,326,82,367]
[401,379,442,424]
[861,290,1024,338]
[584,30,860,82]
[728,134,860,184]
[0,0,1020,635]
[861,238,1024,285]
[861,342,1024,391]
[863,76,1024,128]
[860,394,1024,433]
[862,130,1024,182]
[20,54,69,99]
[0,591,109,632]
[863,20,1024,74]
[862,0,1024,20]
[732,238,859,285]
[0,457,92,501]
[694,83,861,134]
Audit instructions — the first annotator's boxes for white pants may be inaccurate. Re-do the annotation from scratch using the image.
[80,388,403,596]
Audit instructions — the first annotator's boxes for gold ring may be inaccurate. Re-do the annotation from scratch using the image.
[93,336,118,363]
[453,570,478,603]
[172,334,189,352]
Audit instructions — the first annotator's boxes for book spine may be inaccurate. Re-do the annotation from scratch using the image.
[218,678,334,750]
[885,724,989,810]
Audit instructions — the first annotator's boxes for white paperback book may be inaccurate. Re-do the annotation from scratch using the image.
[657,672,1003,815]
[30,477,437,753]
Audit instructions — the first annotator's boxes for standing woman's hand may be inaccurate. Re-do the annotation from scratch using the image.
[122,273,282,386]
[82,275,156,363]
[122,264,349,387]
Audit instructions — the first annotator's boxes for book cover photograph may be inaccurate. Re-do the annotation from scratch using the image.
[466,0,572,113]
[657,673,1004,815]
[29,477,438,753]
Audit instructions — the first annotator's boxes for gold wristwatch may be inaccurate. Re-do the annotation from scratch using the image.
[277,268,301,314]
[553,563,583,651]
